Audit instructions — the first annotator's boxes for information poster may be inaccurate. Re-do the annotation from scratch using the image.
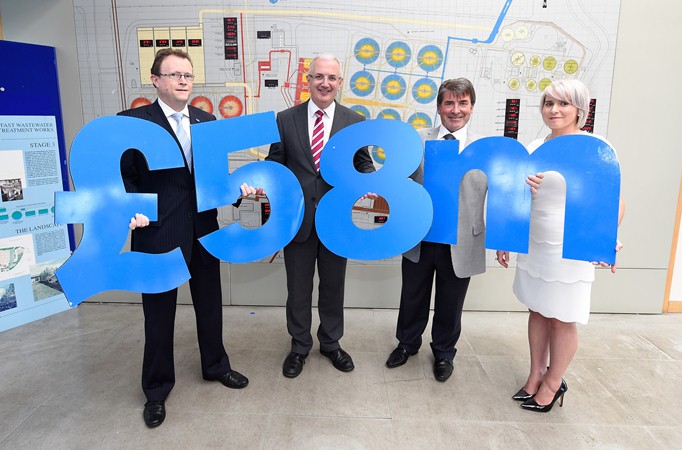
[0,115,71,332]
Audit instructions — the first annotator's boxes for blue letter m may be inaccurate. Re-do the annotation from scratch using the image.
[423,134,620,264]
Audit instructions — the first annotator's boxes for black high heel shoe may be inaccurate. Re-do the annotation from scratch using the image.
[513,366,550,401]
[520,379,568,413]
[512,388,534,401]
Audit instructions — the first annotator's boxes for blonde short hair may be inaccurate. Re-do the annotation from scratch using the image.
[540,79,590,129]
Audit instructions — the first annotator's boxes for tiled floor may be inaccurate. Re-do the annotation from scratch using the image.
[1,304,681,449]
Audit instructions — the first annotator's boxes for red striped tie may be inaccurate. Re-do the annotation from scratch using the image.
[311,109,324,170]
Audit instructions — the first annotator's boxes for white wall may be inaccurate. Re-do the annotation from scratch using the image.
[600,0,682,312]
[1,0,680,313]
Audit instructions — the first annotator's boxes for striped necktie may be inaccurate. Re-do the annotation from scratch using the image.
[443,133,456,140]
[171,112,192,171]
[311,110,324,171]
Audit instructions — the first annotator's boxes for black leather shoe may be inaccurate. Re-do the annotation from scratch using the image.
[385,347,417,368]
[433,358,453,382]
[209,370,249,389]
[143,400,165,428]
[283,352,308,378]
[320,348,355,372]
[513,366,549,400]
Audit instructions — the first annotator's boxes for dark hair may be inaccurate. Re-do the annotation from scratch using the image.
[436,78,476,107]
[150,48,193,75]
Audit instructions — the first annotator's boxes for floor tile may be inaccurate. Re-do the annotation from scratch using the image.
[263,415,394,450]
[1,304,681,448]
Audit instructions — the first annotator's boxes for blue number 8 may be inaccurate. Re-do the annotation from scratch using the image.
[316,119,433,260]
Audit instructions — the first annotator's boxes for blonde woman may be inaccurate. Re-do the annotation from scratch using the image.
[496,79,624,412]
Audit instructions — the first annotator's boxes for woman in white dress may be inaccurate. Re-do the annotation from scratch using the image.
[496,79,624,413]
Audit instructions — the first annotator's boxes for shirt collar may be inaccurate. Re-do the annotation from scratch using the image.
[158,98,189,119]
[438,124,468,142]
[308,100,336,118]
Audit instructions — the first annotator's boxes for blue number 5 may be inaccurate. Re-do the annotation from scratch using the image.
[192,112,304,262]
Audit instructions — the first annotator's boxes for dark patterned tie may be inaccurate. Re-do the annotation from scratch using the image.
[443,133,456,140]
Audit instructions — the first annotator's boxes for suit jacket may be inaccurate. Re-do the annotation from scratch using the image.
[267,100,375,242]
[118,100,218,263]
[404,127,488,278]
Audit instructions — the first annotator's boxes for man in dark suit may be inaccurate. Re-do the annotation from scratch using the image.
[385,78,488,382]
[120,48,253,428]
[267,54,375,378]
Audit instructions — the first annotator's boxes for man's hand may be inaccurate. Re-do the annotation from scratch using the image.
[129,213,150,230]
[239,183,266,197]
[496,250,510,268]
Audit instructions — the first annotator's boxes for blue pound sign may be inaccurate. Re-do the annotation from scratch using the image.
[54,116,190,306]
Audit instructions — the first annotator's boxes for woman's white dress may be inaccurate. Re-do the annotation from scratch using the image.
[513,137,599,324]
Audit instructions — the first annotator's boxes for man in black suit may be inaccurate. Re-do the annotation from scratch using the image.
[267,54,375,378]
[120,48,254,428]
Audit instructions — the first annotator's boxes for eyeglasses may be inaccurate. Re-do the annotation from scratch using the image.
[307,73,341,83]
[157,73,195,81]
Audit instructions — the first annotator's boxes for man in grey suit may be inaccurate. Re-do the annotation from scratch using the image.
[267,54,375,378]
[385,78,487,382]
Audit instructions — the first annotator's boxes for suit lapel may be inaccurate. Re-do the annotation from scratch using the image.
[463,131,479,149]
[149,101,176,139]
[329,101,347,137]
[294,101,316,169]
[424,127,439,141]
[188,108,205,126]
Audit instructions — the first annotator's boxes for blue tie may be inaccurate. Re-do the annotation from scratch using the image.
[171,112,192,171]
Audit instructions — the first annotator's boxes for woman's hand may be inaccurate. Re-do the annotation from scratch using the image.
[526,173,545,194]
[593,240,623,273]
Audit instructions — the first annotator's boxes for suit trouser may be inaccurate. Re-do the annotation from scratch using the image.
[141,241,230,401]
[283,226,347,354]
[396,242,470,361]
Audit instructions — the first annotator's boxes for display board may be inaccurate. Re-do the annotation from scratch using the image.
[72,0,621,266]
[0,40,73,332]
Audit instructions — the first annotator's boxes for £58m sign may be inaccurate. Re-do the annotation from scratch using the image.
[55,112,620,306]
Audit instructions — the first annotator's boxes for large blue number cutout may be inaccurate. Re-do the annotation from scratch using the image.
[55,116,190,306]
[192,112,304,263]
[316,119,433,260]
